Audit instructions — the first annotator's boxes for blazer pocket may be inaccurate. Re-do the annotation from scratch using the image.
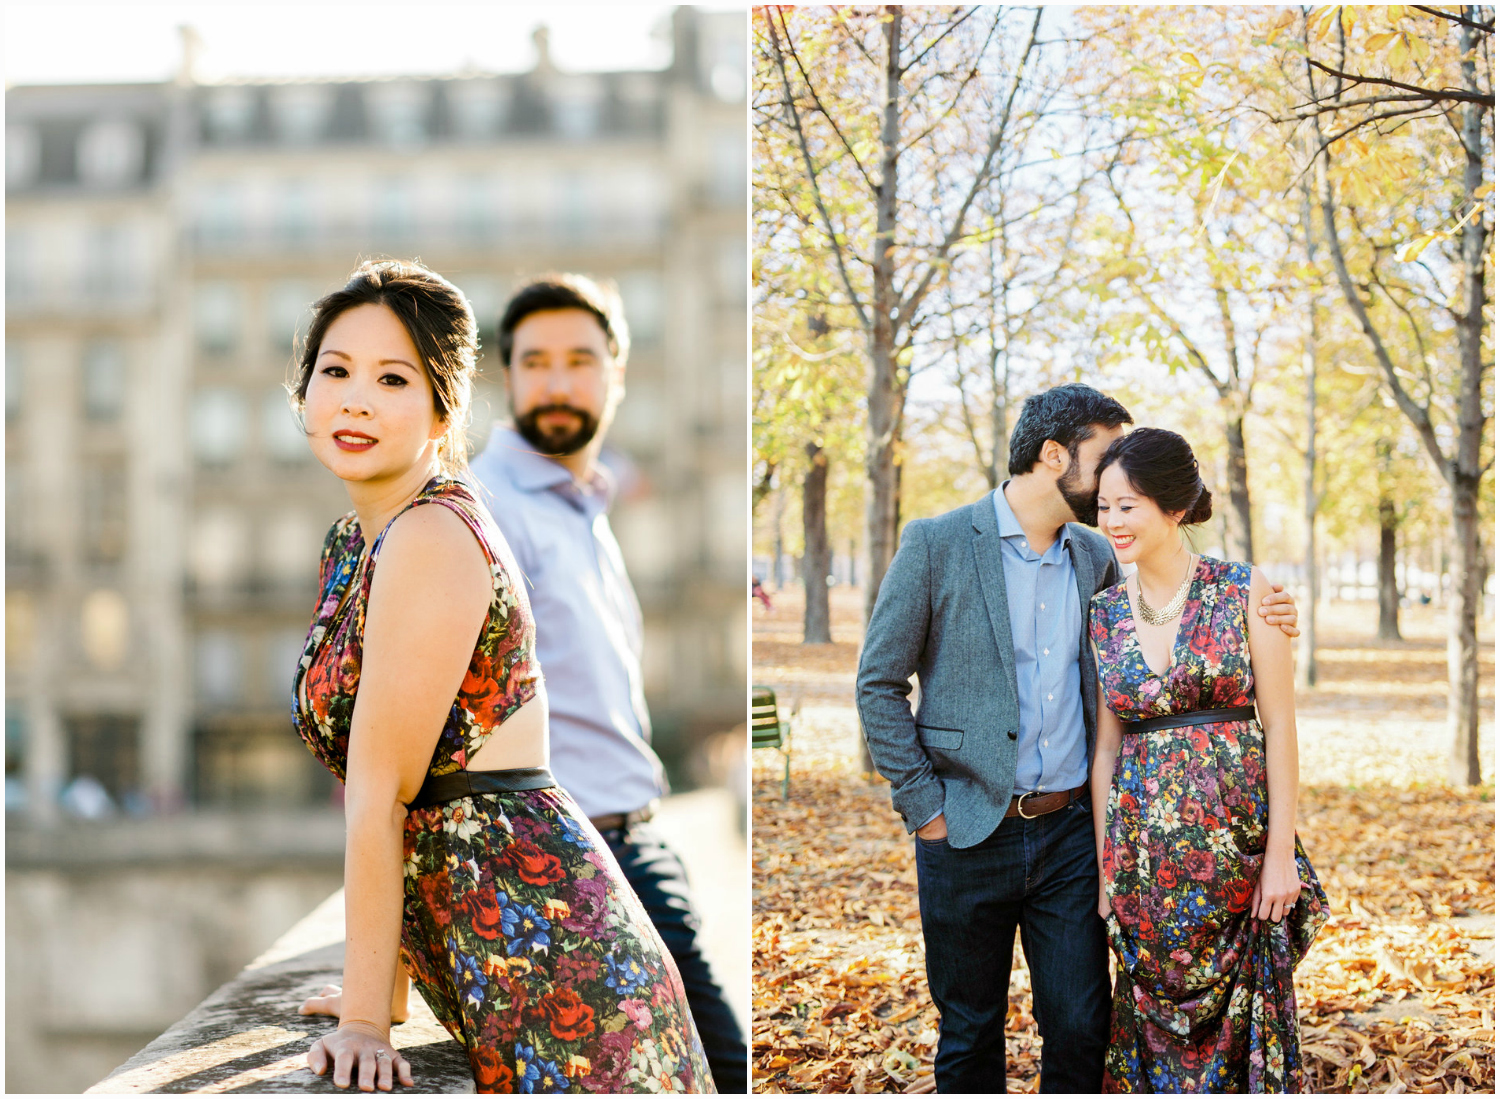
[916,724,964,751]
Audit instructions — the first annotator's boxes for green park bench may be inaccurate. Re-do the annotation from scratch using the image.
[751,685,795,800]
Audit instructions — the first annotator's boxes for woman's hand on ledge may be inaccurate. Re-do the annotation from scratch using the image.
[307,1020,414,1092]
[300,984,408,1025]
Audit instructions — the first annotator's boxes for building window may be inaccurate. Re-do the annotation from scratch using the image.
[77,120,145,187]
[6,124,40,188]
[82,461,128,565]
[5,704,26,813]
[263,387,308,463]
[368,83,428,147]
[65,714,140,811]
[190,508,248,592]
[272,85,333,145]
[198,183,243,246]
[711,129,745,207]
[614,166,665,240]
[619,270,664,347]
[267,628,309,704]
[277,180,315,245]
[82,341,127,422]
[373,179,415,242]
[262,510,318,587]
[457,175,496,241]
[6,231,33,304]
[716,238,747,304]
[83,223,137,300]
[196,630,244,707]
[6,343,22,422]
[205,86,256,143]
[555,77,603,139]
[191,388,248,466]
[80,588,130,670]
[559,172,591,242]
[266,280,314,354]
[195,282,242,355]
[450,80,508,140]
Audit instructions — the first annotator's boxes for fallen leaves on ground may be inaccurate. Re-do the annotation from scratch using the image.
[751,589,1495,1094]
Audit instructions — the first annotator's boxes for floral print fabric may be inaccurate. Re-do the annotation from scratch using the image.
[1089,557,1328,1093]
[293,477,712,1094]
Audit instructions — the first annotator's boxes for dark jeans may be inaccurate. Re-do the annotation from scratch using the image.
[602,821,748,1093]
[914,796,1110,1094]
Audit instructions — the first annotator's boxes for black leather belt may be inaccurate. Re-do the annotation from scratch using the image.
[1124,705,1257,735]
[406,767,556,811]
[589,801,658,833]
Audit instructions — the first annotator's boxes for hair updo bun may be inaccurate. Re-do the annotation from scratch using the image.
[1183,486,1214,526]
[1097,427,1213,526]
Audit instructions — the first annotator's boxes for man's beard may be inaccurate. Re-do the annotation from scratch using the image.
[514,403,601,456]
[1058,453,1098,526]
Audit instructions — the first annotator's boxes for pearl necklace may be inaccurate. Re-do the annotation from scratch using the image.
[1137,554,1197,626]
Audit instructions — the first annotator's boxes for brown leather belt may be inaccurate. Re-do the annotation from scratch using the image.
[589,800,657,833]
[1005,783,1088,819]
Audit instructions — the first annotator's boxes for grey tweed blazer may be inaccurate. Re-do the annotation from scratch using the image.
[855,495,1122,849]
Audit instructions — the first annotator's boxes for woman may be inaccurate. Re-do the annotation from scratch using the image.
[1087,427,1327,1093]
[288,259,713,1094]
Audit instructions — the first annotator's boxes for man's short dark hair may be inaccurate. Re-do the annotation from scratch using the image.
[497,273,630,367]
[1007,383,1133,476]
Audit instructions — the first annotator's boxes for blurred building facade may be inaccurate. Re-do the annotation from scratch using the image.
[5,8,749,822]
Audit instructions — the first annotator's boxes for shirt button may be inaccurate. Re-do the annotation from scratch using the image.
[1040,602,1046,609]
[1043,739,1049,747]
[1044,648,1050,656]
[1047,693,1053,701]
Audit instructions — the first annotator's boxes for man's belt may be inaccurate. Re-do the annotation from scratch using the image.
[1006,783,1088,819]
[406,767,556,811]
[589,801,658,833]
[1124,705,1257,735]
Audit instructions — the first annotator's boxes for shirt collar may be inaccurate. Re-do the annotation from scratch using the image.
[994,481,1072,551]
[486,424,615,509]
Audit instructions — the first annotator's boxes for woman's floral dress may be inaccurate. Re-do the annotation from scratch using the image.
[1089,557,1328,1093]
[293,476,713,1094]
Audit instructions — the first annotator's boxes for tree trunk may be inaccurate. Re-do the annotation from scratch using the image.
[1448,475,1482,785]
[1296,183,1319,688]
[1223,411,1254,562]
[1376,440,1402,641]
[862,7,904,627]
[802,442,832,645]
[1447,9,1487,785]
[1313,10,1489,783]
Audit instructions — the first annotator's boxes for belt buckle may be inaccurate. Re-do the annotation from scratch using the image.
[1016,790,1046,819]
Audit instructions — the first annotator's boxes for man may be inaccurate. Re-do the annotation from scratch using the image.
[856,384,1298,1093]
[468,274,747,1092]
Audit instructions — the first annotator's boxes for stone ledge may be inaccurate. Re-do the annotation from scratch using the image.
[88,891,474,1094]
[7,811,347,869]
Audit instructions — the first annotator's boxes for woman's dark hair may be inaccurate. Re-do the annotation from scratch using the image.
[497,273,630,367]
[291,259,477,475]
[1008,383,1134,476]
[1096,427,1214,525]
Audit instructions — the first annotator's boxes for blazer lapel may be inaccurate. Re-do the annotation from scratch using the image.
[972,498,1021,699]
[1067,525,1097,616]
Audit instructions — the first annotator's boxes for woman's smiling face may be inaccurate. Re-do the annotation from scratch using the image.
[1096,462,1184,565]
[302,302,446,485]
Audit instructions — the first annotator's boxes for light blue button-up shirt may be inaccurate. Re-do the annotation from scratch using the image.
[993,484,1088,796]
[468,425,666,818]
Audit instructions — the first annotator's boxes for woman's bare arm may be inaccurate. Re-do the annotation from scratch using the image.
[1246,566,1302,924]
[311,504,489,1089]
[1090,641,1125,919]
